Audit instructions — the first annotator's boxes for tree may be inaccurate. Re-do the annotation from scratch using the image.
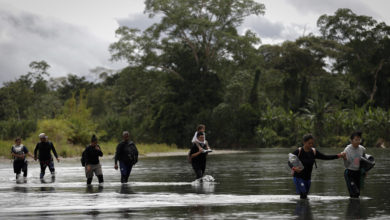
[109,0,265,146]
[317,8,390,107]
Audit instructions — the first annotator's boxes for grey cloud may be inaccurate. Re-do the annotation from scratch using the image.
[116,13,160,30]
[287,0,379,20]
[0,9,125,85]
[243,16,284,39]
[242,16,309,43]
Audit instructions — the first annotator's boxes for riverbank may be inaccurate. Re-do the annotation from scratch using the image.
[0,140,182,159]
[0,138,249,161]
[0,149,249,163]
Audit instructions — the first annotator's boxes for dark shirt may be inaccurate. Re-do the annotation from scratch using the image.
[34,141,58,161]
[115,141,138,165]
[190,142,207,168]
[83,145,103,165]
[290,148,338,180]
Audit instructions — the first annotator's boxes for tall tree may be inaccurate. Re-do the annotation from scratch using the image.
[109,0,265,146]
[317,8,390,107]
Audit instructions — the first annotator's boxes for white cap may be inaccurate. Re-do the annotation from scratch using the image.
[39,133,46,138]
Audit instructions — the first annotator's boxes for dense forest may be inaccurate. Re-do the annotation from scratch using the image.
[1,1,390,149]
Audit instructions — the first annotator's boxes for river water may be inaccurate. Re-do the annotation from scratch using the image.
[0,148,389,219]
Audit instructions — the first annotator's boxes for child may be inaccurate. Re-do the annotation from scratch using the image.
[343,131,368,198]
[191,124,212,153]
[11,137,34,182]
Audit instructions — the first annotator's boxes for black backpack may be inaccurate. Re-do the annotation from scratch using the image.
[126,142,138,165]
[81,148,87,167]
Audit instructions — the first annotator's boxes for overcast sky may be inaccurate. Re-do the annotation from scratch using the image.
[0,0,389,84]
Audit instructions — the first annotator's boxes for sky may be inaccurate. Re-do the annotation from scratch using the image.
[0,0,389,84]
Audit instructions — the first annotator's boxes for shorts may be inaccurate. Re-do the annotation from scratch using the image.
[85,164,103,178]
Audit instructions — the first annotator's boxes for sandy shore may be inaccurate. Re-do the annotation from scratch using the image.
[0,149,249,163]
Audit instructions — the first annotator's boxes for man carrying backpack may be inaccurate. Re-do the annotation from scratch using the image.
[114,131,138,183]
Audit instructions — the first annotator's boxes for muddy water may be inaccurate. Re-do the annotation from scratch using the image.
[0,148,389,219]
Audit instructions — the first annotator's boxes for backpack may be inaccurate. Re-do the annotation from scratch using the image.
[298,147,317,168]
[81,148,87,167]
[126,142,138,165]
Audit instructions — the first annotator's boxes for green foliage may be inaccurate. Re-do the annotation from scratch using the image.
[61,90,101,145]
[1,5,390,151]
[0,120,37,140]
[35,119,70,144]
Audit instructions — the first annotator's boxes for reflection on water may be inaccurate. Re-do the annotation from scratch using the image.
[39,186,55,192]
[119,184,134,194]
[294,200,313,220]
[346,199,368,219]
[191,182,216,194]
[0,148,388,219]
[86,185,104,193]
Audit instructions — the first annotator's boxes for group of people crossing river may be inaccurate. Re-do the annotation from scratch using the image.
[10,124,373,200]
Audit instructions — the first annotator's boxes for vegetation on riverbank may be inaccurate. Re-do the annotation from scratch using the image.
[1,2,390,150]
[0,139,181,159]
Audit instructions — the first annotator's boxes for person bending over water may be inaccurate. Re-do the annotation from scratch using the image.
[82,135,104,185]
[288,134,344,199]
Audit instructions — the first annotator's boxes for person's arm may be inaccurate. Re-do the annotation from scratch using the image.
[50,143,60,162]
[191,150,202,159]
[205,140,212,150]
[133,143,138,164]
[315,150,340,160]
[114,143,121,169]
[96,145,103,157]
[11,148,24,159]
[34,144,38,160]
[195,142,203,151]
[190,146,202,159]
[23,146,34,158]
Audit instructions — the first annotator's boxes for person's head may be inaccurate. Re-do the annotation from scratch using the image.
[303,134,314,148]
[197,132,205,142]
[39,133,47,142]
[122,131,130,141]
[197,124,206,133]
[91,134,98,146]
[350,131,362,147]
[15,137,21,145]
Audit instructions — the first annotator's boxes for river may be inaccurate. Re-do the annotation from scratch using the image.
[0,148,389,219]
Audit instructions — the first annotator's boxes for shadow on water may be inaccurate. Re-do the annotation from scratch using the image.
[294,200,313,220]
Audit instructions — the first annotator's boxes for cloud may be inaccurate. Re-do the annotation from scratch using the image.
[287,0,379,19]
[242,16,315,45]
[116,12,160,30]
[0,8,125,85]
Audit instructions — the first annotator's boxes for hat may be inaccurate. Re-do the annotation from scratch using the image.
[91,134,98,142]
[39,133,46,138]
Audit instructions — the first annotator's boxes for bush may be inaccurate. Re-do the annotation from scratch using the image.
[0,120,37,140]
